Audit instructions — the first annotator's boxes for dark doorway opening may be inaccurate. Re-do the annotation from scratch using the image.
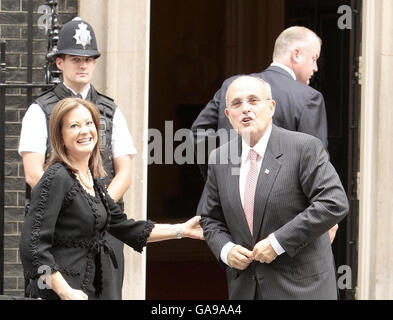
[147,0,360,300]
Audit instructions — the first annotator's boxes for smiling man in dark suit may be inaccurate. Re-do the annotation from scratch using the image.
[192,26,339,242]
[199,76,348,300]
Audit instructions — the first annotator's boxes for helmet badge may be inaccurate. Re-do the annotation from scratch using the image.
[73,22,92,49]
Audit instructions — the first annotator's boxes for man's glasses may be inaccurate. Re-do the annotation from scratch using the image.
[229,96,271,109]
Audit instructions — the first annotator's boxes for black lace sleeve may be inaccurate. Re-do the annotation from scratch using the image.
[109,218,155,253]
[96,181,155,253]
[19,163,74,279]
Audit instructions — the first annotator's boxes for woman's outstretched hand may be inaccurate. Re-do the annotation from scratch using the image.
[181,216,204,240]
[147,216,204,243]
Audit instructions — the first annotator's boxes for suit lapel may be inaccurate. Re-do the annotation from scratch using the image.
[252,126,282,243]
[224,136,253,239]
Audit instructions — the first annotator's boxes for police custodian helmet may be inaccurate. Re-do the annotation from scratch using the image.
[56,17,100,58]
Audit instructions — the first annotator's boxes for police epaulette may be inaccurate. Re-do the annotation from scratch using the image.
[96,91,115,103]
[34,85,56,99]
[34,88,60,108]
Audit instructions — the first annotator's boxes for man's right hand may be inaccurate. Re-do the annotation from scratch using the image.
[227,245,254,270]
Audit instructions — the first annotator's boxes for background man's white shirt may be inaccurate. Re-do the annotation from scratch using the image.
[270,62,296,80]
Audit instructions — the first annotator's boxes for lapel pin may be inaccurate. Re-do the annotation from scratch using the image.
[264,169,270,175]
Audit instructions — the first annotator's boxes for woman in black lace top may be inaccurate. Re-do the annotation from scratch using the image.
[19,98,204,300]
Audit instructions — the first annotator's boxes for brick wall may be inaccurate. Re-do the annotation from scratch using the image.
[1,0,77,297]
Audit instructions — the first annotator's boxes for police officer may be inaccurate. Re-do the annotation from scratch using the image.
[19,17,137,299]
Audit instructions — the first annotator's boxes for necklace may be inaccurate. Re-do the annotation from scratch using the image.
[77,168,94,190]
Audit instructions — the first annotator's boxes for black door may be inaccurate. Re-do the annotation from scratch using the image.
[286,0,361,299]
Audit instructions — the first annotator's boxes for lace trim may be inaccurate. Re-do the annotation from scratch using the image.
[134,220,155,253]
[29,163,62,270]
[24,263,80,280]
[63,182,79,206]
[77,179,101,204]
[77,180,103,234]
[77,179,103,296]
[53,236,92,249]
[81,252,95,293]
[53,236,109,254]
[95,179,155,253]
[95,180,111,230]
[52,235,111,297]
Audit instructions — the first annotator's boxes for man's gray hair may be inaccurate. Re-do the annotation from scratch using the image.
[272,26,322,60]
[226,76,273,107]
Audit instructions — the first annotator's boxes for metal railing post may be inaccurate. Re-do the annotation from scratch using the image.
[0,39,6,295]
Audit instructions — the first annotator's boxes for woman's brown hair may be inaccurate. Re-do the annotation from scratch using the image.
[45,97,106,178]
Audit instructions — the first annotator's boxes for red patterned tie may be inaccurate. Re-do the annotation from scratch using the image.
[244,149,259,235]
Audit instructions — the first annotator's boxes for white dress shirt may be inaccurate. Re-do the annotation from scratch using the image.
[220,125,285,266]
[18,83,137,159]
[270,62,296,81]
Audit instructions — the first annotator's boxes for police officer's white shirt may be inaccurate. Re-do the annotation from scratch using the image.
[18,83,137,158]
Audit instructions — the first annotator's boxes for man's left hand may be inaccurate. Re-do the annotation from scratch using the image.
[252,238,277,264]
